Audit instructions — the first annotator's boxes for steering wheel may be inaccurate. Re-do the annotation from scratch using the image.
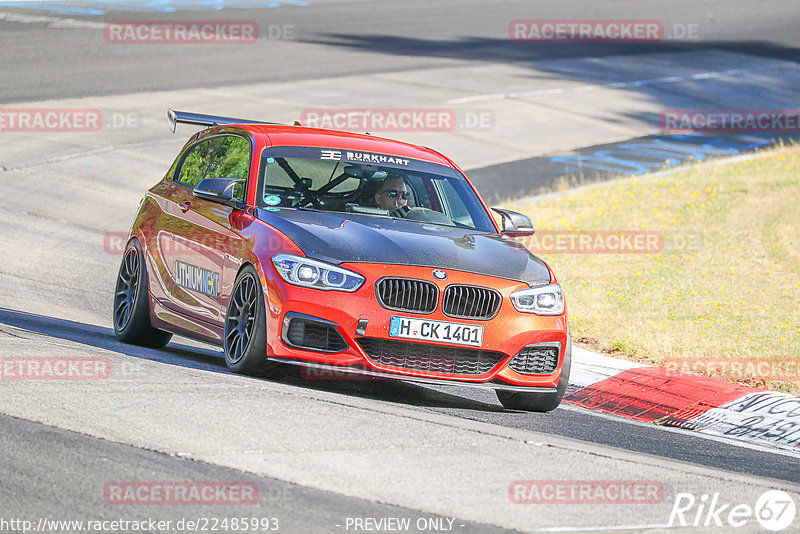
[389,206,411,218]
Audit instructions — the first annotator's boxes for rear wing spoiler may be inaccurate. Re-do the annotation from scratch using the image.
[167,108,285,133]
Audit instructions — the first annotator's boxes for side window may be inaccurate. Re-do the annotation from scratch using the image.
[206,136,251,200]
[176,137,224,188]
[438,179,476,227]
[406,175,433,210]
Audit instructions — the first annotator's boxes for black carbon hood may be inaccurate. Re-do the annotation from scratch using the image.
[255,208,551,284]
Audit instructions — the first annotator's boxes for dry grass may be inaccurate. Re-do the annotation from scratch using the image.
[508,145,800,394]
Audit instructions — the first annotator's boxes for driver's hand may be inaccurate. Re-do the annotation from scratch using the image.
[389,205,411,218]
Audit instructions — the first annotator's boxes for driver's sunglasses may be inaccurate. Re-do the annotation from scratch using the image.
[381,190,409,200]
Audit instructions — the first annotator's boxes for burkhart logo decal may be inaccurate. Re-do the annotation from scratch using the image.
[175,260,219,298]
[319,149,410,166]
[320,149,341,160]
[346,151,410,166]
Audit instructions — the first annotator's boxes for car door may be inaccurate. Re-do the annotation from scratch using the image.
[158,134,252,338]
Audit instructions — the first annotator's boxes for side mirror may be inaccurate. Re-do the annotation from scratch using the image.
[491,207,535,237]
[167,108,177,134]
[193,178,245,209]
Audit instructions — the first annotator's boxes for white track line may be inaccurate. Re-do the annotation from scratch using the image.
[447,68,754,104]
[535,524,675,533]
[0,10,104,28]
[559,402,800,458]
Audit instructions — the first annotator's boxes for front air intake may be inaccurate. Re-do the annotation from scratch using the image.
[442,284,502,320]
[507,343,561,375]
[356,337,504,376]
[282,314,348,353]
[375,278,438,314]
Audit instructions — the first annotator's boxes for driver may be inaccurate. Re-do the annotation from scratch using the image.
[374,174,411,214]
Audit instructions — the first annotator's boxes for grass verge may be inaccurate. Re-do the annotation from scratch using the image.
[509,145,800,394]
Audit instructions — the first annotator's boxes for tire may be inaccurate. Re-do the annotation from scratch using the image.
[224,265,280,376]
[113,239,173,348]
[496,332,572,412]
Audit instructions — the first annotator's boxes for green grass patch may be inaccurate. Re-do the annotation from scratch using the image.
[509,145,800,394]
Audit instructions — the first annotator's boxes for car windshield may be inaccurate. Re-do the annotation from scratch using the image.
[256,146,496,232]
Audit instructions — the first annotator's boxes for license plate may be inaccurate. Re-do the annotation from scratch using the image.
[389,316,483,347]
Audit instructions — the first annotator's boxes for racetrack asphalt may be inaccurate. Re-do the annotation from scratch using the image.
[1,307,798,534]
[2,1,800,532]
[0,411,515,534]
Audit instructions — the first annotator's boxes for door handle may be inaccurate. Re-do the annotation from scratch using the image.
[179,201,191,213]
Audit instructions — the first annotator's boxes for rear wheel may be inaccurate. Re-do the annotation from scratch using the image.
[113,239,172,348]
[496,333,572,412]
[224,265,280,375]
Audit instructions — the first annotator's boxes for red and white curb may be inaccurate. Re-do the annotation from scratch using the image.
[567,347,800,452]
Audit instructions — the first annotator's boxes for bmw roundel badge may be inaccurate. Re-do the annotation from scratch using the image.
[433,269,447,280]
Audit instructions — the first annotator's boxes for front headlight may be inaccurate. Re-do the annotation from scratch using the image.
[271,254,365,292]
[510,283,564,315]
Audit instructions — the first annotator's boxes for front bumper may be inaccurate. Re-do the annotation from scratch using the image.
[264,263,569,390]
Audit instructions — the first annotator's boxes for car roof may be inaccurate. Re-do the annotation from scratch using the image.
[239,124,456,168]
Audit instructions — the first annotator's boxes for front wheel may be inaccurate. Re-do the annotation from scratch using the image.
[224,265,281,376]
[496,333,572,412]
[113,239,173,348]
